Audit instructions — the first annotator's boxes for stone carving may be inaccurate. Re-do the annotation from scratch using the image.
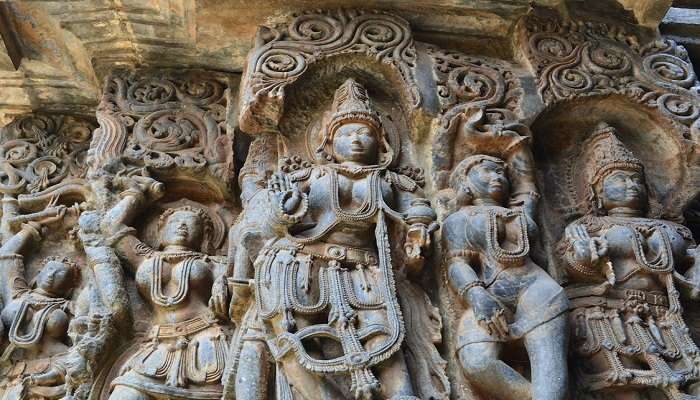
[96,181,232,400]
[4,5,700,400]
[91,70,234,199]
[523,13,700,141]
[0,114,95,220]
[0,112,120,400]
[428,46,526,189]
[226,78,445,400]
[442,150,569,399]
[239,9,420,133]
[560,123,700,399]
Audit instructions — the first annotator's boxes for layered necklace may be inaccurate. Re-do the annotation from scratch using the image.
[485,208,530,264]
[9,291,68,348]
[150,251,202,307]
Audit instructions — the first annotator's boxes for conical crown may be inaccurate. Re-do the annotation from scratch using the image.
[327,78,381,135]
[582,122,643,187]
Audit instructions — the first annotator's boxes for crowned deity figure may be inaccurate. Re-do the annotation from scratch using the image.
[97,179,231,400]
[228,78,437,400]
[442,154,569,400]
[0,200,89,400]
[561,123,700,400]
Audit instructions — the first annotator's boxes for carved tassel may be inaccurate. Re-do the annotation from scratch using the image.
[350,367,381,400]
[611,310,627,345]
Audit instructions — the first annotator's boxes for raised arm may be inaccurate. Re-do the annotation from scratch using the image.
[0,202,70,304]
[101,174,164,269]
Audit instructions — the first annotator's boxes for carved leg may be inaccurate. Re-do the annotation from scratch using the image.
[108,385,152,400]
[375,349,416,399]
[235,340,269,400]
[524,314,568,400]
[458,341,531,400]
[278,357,345,400]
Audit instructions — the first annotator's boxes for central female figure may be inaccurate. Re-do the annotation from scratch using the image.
[233,79,435,400]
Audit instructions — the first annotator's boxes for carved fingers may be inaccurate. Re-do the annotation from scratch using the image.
[479,308,509,340]
[470,288,509,340]
[209,275,229,320]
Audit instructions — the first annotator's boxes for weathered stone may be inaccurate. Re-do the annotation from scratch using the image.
[1,2,700,400]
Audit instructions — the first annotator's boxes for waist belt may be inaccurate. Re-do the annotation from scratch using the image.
[150,314,216,339]
[278,242,378,266]
[568,285,668,309]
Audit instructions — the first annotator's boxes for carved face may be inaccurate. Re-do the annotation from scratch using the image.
[36,261,74,297]
[331,122,379,165]
[597,168,647,212]
[161,210,204,249]
[466,159,510,204]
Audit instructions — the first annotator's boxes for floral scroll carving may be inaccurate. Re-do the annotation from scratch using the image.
[523,14,700,140]
[428,46,527,189]
[239,9,420,133]
[91,71,234,199]
[0,114,95,211]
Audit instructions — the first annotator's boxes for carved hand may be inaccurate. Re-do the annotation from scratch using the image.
[466,286,509,340]
[228,281,252,322]
[268,171,302,214]
[209,275,229,320]
[566,223,608,264]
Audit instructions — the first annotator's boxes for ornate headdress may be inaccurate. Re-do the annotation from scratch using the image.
[316,78,393,166]
[582,122,644,188]
[159,205,213,231]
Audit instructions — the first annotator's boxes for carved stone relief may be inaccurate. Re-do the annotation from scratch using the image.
[2,5,700,400]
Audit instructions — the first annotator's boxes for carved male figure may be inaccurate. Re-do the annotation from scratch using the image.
[562,123,700,399]
[229,78,436,400]
[442,154,569,400]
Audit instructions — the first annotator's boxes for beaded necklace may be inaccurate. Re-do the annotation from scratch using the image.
[150,251,202,307]
[9,292,68,348]
[485,208,530,264]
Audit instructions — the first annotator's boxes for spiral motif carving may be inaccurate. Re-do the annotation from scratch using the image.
[27,156,67,193]
[644,53,696,89]
[288,14,342,43]
[127,79,177,107]
[529,33,573,60]
[584,43,632,76]
[552,66,593,94]
[134,111,206,152]
[178,77,225,106]
[242,8,420,132]
[356,18,403,51]
[447,65,505,107]
[658,93,700,124]
[259,50,306,79]
[17,115,56,140]
[1,140,38,166]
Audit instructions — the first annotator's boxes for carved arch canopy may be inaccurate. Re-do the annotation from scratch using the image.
[521,11,700,224]
[239,9,422,134]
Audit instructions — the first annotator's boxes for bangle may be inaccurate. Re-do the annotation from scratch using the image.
[21,222,41,241]
[458,280,484,298]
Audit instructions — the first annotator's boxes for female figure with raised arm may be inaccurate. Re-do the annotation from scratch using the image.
[442,153,569,400]
[100,178,231,400]
[0,200,82,400]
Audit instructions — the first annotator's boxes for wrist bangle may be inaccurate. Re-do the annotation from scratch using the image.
[458,281,484,298]
[21,222,41,241]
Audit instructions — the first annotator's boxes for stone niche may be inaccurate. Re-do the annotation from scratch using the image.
[0,2,700,400]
